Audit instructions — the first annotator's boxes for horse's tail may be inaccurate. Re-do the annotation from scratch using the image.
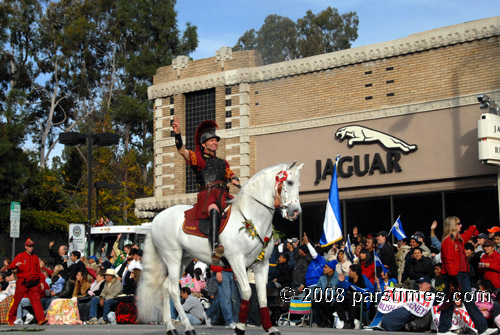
[137,231,167,322]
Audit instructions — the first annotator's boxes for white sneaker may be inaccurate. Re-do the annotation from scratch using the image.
[205,317,212,328]
[225,322,236,329]
[14,318,23,325]
[437,332,456,335]
[480,329,499,335]
[354,319,361,329]
[24,313,34,325]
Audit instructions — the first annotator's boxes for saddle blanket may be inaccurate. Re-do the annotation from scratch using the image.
[182,206,231,238]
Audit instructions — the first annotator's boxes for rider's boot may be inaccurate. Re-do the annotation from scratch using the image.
[209,208,224,265]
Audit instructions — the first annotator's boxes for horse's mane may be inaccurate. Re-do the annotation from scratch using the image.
[230,163,288,205]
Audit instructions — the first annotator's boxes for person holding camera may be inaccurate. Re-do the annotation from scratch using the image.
[6,238,47,326]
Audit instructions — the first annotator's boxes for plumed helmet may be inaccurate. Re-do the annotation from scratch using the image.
[195,120,220,151]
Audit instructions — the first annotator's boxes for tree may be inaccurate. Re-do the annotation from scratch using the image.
[233,7,358,64]
[234,15,297,65]
[296,7,359,58]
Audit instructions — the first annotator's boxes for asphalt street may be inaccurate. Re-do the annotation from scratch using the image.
[0,324,428,335]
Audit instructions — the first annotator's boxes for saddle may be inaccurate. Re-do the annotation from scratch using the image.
[182,206,231,238]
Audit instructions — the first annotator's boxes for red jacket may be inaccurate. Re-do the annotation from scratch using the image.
[440,225,478,276]
[361,260,375,284]
[8,251,43,282]
[479,251,500,289]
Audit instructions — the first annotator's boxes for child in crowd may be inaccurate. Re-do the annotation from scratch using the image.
[476,279,496,320]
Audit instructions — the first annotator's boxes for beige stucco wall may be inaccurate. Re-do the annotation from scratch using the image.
[136,16,500,217]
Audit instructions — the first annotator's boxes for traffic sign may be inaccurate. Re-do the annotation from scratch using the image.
[10,201,20,238]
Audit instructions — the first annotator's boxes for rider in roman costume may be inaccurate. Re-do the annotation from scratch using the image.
[172,116,240,264]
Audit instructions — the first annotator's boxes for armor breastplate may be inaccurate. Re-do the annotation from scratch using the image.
[195,154,226,187]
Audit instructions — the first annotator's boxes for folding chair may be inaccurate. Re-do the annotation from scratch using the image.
[278,298,313,327]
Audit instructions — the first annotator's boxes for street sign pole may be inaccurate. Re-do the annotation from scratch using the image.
[10,201,21,258]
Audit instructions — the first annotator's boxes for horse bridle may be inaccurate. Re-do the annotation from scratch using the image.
[234,169,298,219]
[274,170,299,220]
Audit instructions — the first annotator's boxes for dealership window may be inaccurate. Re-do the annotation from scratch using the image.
[293,187,498,245]
[184,89,216,193]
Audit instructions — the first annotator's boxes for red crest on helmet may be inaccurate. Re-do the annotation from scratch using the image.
[195,120,219,151]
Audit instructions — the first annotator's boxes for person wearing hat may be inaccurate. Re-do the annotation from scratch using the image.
[479,239,500,289]
[476,233,489,254]
[380,276,437,332]
[313,259,339,327]
[6,239,47,325]
[487,226,500,238]
[172,116,240,265]
[376,231,397,278]
[87,268,122,324]
[437,216,497,335]
[413,231,432,256]
[87,256,99,271]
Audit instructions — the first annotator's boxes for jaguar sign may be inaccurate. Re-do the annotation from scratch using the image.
[314,125,418,185]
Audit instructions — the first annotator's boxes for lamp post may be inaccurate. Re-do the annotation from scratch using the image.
[59,132,120,256]
[95,181,120,220]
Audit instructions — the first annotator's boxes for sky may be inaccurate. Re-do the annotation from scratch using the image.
[176,0,500,60]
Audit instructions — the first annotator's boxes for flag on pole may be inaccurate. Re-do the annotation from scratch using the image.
[374,250,388,275]
[344,234,355,262]
[389,216,406,240]
[320,155,343,247]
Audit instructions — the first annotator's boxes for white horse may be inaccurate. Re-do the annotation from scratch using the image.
[137,162,303,335]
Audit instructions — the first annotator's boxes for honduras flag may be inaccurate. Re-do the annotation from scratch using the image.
[374,250,388,275]
[320,155,343,247]
[344,234,355,262]
[389,216,406,240]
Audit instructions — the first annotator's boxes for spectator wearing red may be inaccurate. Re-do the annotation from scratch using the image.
[6,239,47,326]
[479,239,500,289]
[438,216,495,335]
[358,249,375,284]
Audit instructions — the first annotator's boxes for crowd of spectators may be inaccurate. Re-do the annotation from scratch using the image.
[0,232,141,325]
[2,216,500,334]
[261,218,500,334]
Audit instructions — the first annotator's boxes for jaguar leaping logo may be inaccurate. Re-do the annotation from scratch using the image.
[335,125,418,153]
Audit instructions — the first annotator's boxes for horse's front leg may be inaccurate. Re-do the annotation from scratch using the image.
[254,261,281,335]
[228,255,252,335]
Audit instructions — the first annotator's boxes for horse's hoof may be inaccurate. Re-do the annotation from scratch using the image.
[167,330,179,335]
[184,330,196,335]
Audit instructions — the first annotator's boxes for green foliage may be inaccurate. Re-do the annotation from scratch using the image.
[234,7,359,64]
[1,0,195,228]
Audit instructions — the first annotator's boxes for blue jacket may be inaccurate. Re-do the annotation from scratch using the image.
[305,255,326,287]
[337,274,375,308]
[50,276,66,294]
[317,272,339,299]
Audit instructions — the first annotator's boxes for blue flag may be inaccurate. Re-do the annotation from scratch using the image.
[389,216,406,240]
[320,155,343,247]
[344,234,355,262]
[374,250,388,275]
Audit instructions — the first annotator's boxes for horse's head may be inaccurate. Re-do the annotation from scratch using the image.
[275,161,303,221]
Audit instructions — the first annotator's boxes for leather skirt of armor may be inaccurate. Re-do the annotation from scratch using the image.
[185,187,234,220]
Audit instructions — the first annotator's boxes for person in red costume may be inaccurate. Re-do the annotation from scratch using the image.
[7,238,47,326]
[437,217,496,335]
[479,239,500,289]
[172,116,240,264]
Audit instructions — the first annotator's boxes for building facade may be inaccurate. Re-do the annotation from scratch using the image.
[136,16,500,239]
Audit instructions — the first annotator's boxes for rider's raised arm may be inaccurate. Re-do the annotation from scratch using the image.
[172,116,190,162]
